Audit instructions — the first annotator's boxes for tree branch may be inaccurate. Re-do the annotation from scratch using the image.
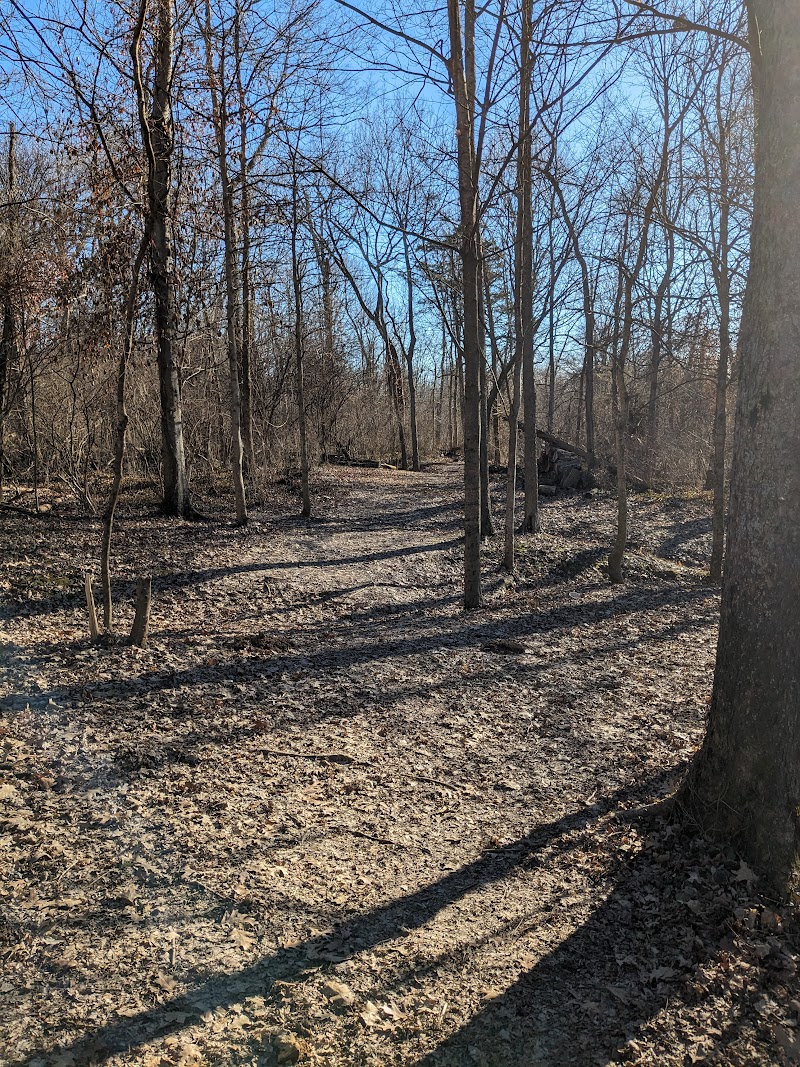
[623,1,750,53]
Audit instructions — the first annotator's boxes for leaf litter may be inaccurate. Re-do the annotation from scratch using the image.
[1,464,798,1066]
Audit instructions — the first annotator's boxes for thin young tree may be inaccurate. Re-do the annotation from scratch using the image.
[200,0,248,524]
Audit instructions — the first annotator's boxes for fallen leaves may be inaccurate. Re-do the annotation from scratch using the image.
[0,467,796,1067]
[322,980,356,1010]
[358,999,405,1031]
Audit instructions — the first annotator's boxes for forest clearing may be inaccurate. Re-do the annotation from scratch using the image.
[2,464,798,1066]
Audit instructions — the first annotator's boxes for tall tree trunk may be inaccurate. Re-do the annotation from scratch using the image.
[448,0,482,608]
[291,172,311,519]
[482,266,502,466]
[437,320,447,452]
[386,338,408,469]
[646,233,674,482]
[709,117,732,583]
[477,239,493,536]
[504,351,523,571]
[608,111,668,578]
[23,315,38,513]
[608,345,629,584]
[547,215,556,434]
[682,1,800,894]
[518,0,538,535]
[0,124,16,503]
[203,0,247,525]
[133,0,189,517]
[234,3,255,476]
[0,295,13,502]
[320,253,336,459]
[541,168,596,460]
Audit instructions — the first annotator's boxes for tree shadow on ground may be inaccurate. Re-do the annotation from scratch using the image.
[534,546,607,586]
[12,772,688,1067]
[411,819,771,1066]
[14,581,718,714]
[658,516,713,566]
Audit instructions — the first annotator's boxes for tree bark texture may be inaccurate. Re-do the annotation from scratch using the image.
[683,2,800,895]
[138,0,189,517]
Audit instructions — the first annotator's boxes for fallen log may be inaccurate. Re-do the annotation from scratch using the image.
[536,428,593,463]
[504,418,594,464]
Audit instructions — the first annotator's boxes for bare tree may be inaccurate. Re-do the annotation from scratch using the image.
[200,0,248,524]
[132,0,190,516]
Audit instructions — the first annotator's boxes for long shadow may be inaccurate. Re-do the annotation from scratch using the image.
[658,516,712,565]
[411,813,762,1067]
[4,538,464,623]
[320,500,461,534]
[170,536,462,581]
[12,583,718,714]
[11,771,674,1067]
[12,582,718,714]
[177,612,718,742]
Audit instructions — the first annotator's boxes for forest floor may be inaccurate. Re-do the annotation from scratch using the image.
[1,462,799,1067]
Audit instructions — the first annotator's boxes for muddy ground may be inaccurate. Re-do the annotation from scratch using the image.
[1,464,798,1067]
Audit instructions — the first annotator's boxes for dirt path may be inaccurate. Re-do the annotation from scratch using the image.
[1,465,797,1066]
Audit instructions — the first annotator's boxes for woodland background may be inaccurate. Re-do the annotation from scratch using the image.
[0,0,751,544]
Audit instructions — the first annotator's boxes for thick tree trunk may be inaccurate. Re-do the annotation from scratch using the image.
[682,2,800,894]
[135,0,189,517]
